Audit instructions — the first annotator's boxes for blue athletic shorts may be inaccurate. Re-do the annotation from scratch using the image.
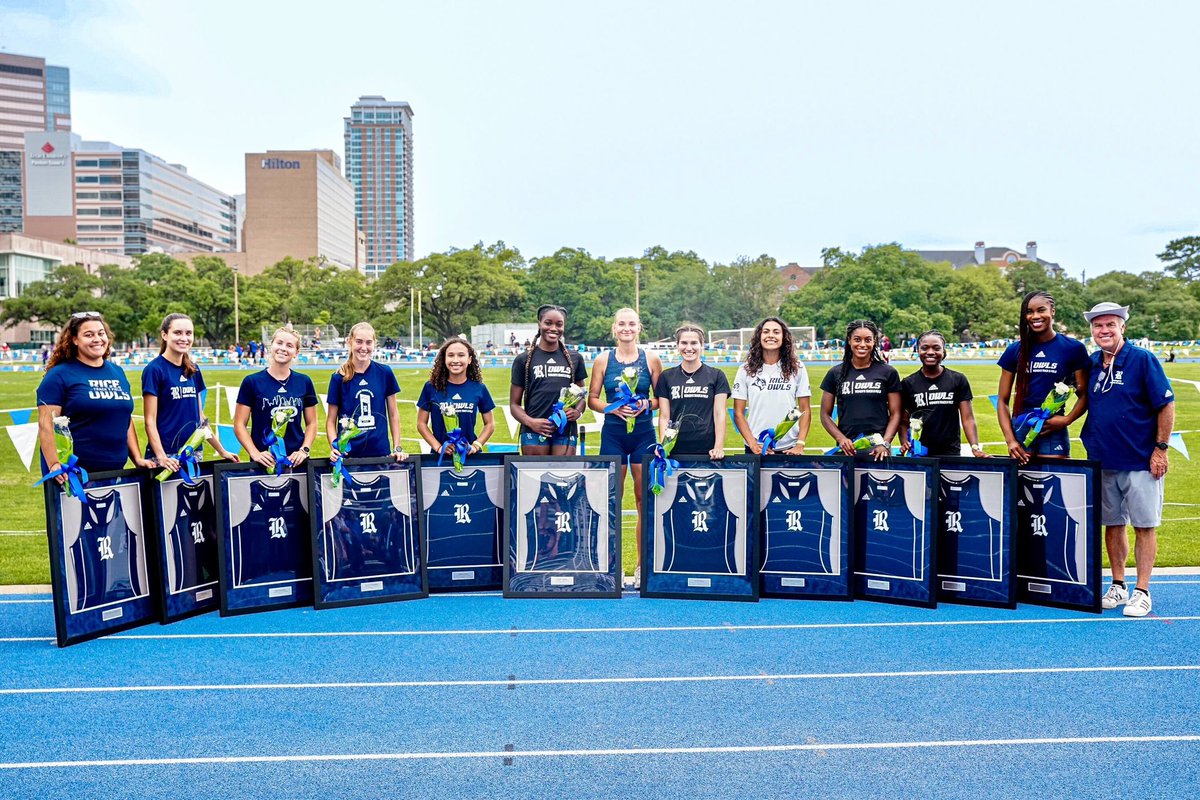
[520,431,578,449]
[1028,427,1070,456]
[599,422,656,463]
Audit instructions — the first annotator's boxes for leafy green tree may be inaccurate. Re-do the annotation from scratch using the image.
[1158,236,1200,281]
[522,247,628,344]
[0,264,105,329]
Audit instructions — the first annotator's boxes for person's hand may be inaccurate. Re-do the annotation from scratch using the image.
[468,441,482,455]
[288,449,308,467]
[1006,440,1031,465]
[47,463,66,485]
[746,441,764,455]
[708,446,725,460]
[393,448,408,462]
[1151,449,1169,479]
[899,440,912,456]
[972,447,992,459]
[782,443,805,456]
[252,450,275,470]
[837,437,855,456]
[532,418,557,437]
[220,450,241,463]
[615,404,636,419]
[564,406,582,422]
[1040,416,1068,433]
[871,444,890,461]
[158,456,181,473]
[329,445,342,463]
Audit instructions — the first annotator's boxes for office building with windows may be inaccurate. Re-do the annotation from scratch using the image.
[344,95,414,276]
[0,53,72,233]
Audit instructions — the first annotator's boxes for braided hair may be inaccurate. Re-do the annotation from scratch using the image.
[1013,291,1055,411]
[523,304,574,395]
[430,337,482,393]
[745,317,799,380]
[839,319,885,380]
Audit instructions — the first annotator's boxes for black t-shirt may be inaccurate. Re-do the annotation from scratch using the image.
[510,347,588,434]
[819,361,901,439]
[655,363,731,455]
[901,368,973,455]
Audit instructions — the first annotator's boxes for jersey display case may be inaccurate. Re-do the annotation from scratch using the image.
[148,461,220,623]
[421,454,505,592]
[935,457,1018,609]
[852,458,940,608]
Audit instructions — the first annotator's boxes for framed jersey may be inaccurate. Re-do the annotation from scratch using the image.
[421,454,504,592]
[307,457,427,610]
[1016,458,1102,613]
[148,461,220,623]
[852,458,939,608]
[503,456,622,598]
[43,469,158,647]
[936,457,1018,609]
[758,455,854,601]
[641,456,760,602]
[213,463,314,616]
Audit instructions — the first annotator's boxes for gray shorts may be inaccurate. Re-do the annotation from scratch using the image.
[1100,469,1165,528]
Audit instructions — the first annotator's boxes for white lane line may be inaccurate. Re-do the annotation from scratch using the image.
[3,664,1198,697]
[0,600,51,604]
[3,735,1199,769]
[2,614,1199,644]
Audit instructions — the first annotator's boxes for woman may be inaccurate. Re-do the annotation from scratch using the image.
[819,320,901,462]
[325,322,405,461]
[655,324,730,459]
[509,305,588,455]
[36,311,155,476]
[143,313,239,471]
[996,291,1089,463]
[417,337,496,456]
[899,330,988,458]
[732,317,811,455]
[234,327,318,471]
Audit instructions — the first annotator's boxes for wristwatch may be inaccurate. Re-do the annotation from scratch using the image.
[970,444,984,453]
[392,446,406,455]
[1154,441,1169,451]
[300,445,311,454]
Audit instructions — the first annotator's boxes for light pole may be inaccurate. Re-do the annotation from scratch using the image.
[409,287,415,349]
[634,262,642,316]
[233,264,240,347]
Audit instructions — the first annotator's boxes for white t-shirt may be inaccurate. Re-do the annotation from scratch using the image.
[731,360,811,449]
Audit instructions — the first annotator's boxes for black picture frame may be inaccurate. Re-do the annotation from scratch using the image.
[503,455,622,599]
[43,468,158,647]
[147,461,221,623]
[1015,457,1103,613]
[935,457,1018,609]
[758,454,855,601]
[641,455,760,602]
[213,462,314,616]
[420,453,505,592]
[306,456,427,610]
[852,457,940,608]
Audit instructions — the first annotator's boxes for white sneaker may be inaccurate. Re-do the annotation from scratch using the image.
[1101,583,1129,609]
[634,565,641,590]
[1123,590,1152,617]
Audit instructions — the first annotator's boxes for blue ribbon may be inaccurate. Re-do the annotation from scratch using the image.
[648,443,679,495]
[438,428,472,471]
[262,430,292,475]
[34,454,89,503]
[332,438,354,486]
[548,402,569,434]
[757,430,778,453]
[1012,408,1053,445]
[175,445,201,485]
[602,384,645,417]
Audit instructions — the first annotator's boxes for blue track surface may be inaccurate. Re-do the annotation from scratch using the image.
[2,580,1200,798]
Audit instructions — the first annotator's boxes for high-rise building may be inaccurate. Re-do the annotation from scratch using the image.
[21,135,236,256]
[241,149,359,274]
[0,53,72,233]
[344,95,414,276]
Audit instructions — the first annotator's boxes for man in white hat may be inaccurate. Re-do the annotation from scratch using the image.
[1081,302,1175,617]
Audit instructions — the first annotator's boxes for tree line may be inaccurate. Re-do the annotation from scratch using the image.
[3,236,1198,346]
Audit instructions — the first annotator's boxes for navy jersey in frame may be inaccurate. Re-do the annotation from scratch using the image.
[758,455,854,601]
[504,457,621,598]
[1015,460,1101,612]
[936,460,1017,609]
[642,456,759,602]
[852,461,938,608]
[151,469,221,623]
[423,463,503,591]
[310,457,425,609]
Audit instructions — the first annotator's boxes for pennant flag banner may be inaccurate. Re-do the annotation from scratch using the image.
[319,396,329,418]
[216,424,243,456]
[496,404,522,438]
[8,408,33,426]
[988,394,999,410]
[198,388,208,410]
[1170,432,1190,460]
[223,386,239,419]
[6,422,39,471]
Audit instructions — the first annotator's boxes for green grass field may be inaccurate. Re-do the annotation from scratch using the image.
[3,359,1199,584]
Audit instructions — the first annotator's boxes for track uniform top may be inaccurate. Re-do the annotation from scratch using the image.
[524,472,599,572]
[1016,473,1079,583]
[901,368,973,456]
[169,479,217,592]
[762,471,833,574]
[37,359,135,472]
[938,473,999,580]
[821,362,901,440]
[71,489,141,611]
[855,473,921,580]
[323,476,414,581]
[731,360,811,450]
[655,364,730,455]
[997,333,1089,414]
[511,348,588,436]
[142,355,206,456]
[426,469,501,569]
[326,362,400,457]
[663,472,740,574]
[601,348,653,433]
[234,478,310,587]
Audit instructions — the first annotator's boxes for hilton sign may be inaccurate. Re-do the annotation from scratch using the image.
[261,158,301,169]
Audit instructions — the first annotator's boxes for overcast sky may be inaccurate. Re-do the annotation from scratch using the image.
[2,0,1197,276]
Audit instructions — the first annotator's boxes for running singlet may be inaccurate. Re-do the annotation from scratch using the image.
[323,476,414,581]
[426,469,501,569]
[234,479,309,587]
[169,480,217,592]
[938,474,1000,580]
[761,472,833,574]
[855,474,922,580]
[663,472,739,574]
[1016,473,1079,582]
[524,472,599,572]
[70,490,141,611]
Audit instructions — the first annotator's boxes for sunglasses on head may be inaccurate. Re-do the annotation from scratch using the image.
[71,311,102,320]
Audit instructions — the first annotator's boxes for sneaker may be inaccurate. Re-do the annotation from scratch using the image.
[1123,589,1152,618]
[633,565,641,590]
[1101,583,1129,609]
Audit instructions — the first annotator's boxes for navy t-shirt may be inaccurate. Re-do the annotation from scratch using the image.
[1081,343,1175,471]
[997,333,1090,413]
[236,370,318,454]
[819,361,901,439]
[325,362,400,457]
[36,359,135,473]
[141,355,207,455]
[417,379,496,444]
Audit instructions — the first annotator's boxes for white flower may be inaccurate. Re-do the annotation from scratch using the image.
[662,422,680,441]
[785,407,804,422]
[1053,382,1071,396]
[52,416,71,435]
[621,366,639,382]
[910,418,923,435]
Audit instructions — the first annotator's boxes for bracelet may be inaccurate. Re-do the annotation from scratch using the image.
[970,443,984,452]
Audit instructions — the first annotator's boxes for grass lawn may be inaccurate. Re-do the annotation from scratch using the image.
[3,358,1199,584]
